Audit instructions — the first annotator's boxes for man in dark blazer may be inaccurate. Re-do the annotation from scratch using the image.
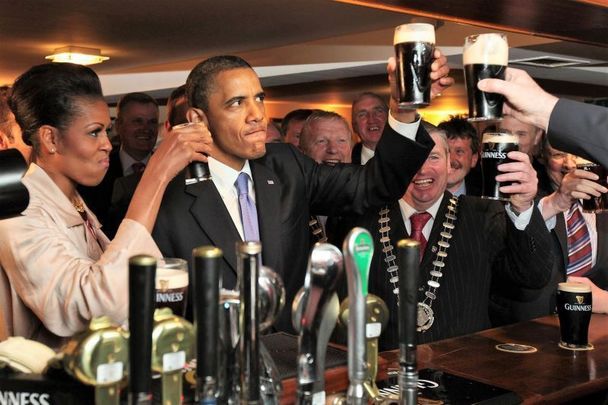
[350,92,388,165]
[152,54,454,332]
[355,124,553,350]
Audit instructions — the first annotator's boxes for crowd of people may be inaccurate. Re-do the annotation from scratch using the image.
[0,47,607,351]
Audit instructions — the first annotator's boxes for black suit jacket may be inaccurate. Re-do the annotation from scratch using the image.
[355,192,553,350]
[153,124,434,332]
[78,150,124,230]
[351,142,363,165]
[549,99,608,168]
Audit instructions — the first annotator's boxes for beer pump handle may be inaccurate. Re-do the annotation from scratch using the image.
[128,255,157,404]
[296,243,343,404]
[397,239,420,405]
[193,246,223,404]
[237,241,262,404]
[342,227,374,405]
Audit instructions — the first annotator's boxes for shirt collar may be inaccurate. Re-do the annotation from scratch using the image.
[452,181,466,197]
[119,147,151,175]
[400,193,444,221]
[208,157,254,198]
[361,145,375,165]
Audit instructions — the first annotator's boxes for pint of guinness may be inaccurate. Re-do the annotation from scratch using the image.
[556,282,593,350]
[155,258,189,317]
[576,157,608,213]
[481,131,519,201]
[463,33,508,121]
[394,23,435,108]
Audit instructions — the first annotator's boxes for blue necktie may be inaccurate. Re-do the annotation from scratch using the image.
[235,172,260,241]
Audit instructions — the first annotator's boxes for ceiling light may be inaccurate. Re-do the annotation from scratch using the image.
[45,46,109,65]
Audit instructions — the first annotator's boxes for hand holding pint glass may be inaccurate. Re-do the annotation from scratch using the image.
[575,157,608,213]
[464,33,508,121]
[155,258,189,317]
[481,131,519,201]
[557,282,593,351]
[394,23,436,108]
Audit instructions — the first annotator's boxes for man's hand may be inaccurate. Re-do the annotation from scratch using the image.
[478,67,558,132]
[387,48,454,123]
[496,151,537,213]
[568,276,608,314]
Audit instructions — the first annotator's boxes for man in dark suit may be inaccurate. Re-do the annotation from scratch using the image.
[79,92,159,236]
[152,54,454,331]
[350,92,388,165]
[355,123,553,349]
[438,116,481,197]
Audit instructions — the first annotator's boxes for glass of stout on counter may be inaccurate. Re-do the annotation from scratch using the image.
[155,258,189,317]
[394,23,436,108]
[556,282,593,350]
[463,33,508,122]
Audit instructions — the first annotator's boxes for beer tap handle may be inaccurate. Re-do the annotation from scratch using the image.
[237,241,262,404]
[397,239,420,405]
[296,243,343,404]
[193,246,223,404]
[342,227,374,405]
[128,255,157,405]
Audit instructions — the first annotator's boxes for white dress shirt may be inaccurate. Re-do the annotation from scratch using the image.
[119,148,151,176]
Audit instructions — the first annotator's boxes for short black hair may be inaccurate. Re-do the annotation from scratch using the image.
[9,63,103,149]
[186,55,252,111]
[116,92,158,120]
[281,109,313,136]
[438,115,480,154]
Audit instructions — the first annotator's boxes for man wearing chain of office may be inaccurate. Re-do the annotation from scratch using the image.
[355,122,554,349]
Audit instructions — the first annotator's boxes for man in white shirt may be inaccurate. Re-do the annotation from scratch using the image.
[350,92,388,165]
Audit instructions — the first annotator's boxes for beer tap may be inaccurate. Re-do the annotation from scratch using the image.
[237,241,262,404]
[193,246,223,404]
[128,255,156,405]
[293,243,343,405]
[151,308,194,405]
[343,227,374,405]
[397,240,420,405]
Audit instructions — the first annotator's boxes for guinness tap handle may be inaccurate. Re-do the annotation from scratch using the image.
[128,255,157,404]
[397,239,420,405]
[193,246,223,404]
[342,227,374,405]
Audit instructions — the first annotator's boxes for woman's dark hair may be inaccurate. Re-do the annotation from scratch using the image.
[8,63,104,150]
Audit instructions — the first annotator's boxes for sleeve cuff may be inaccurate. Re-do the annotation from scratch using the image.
[388,112,421,142]
[538,197,557,231]
[505,203,534,230]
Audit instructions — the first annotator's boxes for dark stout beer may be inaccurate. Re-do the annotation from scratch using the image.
[155,260,189,317]
[481,132,519,201]
[463,33,508,121]
[394,23,435,108]
[576,157,608,213]
[556,282,592,350]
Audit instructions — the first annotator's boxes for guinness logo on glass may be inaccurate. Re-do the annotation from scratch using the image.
[160,279,169,292]
[576,295,585,305]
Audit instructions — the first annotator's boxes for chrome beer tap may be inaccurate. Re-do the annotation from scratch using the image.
[343,228,374,405]
[293,243,343,405]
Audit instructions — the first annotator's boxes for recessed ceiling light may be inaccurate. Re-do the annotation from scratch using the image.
[45,46,109,65]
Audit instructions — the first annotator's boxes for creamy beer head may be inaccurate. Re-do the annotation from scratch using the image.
[482,132,519,145]
[463,33,508,65]
[155,267,189,290]
[393,23,436,45]
[558,281,591,294]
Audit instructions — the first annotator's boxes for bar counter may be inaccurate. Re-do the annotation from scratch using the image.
[280,314,608,404]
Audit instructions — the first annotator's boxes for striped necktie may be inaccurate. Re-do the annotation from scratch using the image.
[565,202,592,276]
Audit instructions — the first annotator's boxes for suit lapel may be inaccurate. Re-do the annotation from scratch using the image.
[185,179,241,274]
[554,212,569,268]
[251,161,282,271]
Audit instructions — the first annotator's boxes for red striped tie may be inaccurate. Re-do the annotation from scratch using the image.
[566,202,592,276]
[410,211,432,260]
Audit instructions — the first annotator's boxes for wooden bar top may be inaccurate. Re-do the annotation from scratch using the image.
[281,314,608,404]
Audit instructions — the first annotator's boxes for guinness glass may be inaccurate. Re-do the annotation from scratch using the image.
[557,282,593,350]
[394,23,436,108]
[575,157,608,213]
[463,33,508,121]
[480,131,519,201]
[155,258,189,317]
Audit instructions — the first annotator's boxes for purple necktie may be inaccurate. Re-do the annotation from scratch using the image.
[235,172,260,241]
